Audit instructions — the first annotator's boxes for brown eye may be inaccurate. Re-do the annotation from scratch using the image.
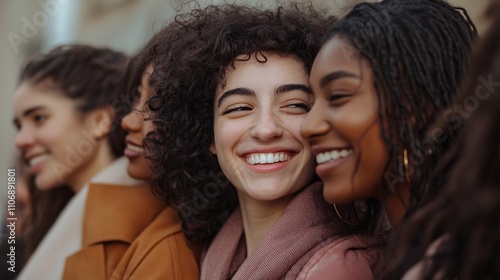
[327,93,350,105]
[222,105,252,115]
[283,102,311,112]
[34,114,47,123]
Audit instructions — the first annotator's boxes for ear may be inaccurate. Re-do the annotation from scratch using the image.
[87,106,114,140]
[209,142,216,155]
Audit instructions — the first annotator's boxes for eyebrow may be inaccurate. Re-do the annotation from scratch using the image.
[217,88,254,108]
[217,83,311,108]
[275,84,312,95]
[319,71,359,88]
[13,106,46,127]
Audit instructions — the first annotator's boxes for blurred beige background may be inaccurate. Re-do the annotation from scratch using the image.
[0,0,490,215]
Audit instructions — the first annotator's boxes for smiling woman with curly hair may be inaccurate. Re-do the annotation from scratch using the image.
[145,3,385,279]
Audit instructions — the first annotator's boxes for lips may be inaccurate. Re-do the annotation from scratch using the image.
[24,153,49,173]
[124,139,145,159]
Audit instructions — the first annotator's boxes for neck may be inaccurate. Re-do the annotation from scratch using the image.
[382,182,410,227]
[68,139,116,192]
[237,192,294,257]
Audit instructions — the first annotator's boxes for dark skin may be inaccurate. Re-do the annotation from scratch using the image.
[301,36,409,226]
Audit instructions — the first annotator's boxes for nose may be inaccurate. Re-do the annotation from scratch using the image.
[121,110,141,132]
[250,109,283,142]
[300,101,329,140]
[15,125,35,151]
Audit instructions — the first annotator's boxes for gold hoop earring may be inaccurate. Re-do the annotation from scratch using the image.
[403,148,411,183]
[333,204,360,226]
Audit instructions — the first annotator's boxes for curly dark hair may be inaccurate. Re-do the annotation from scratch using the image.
[17,44,128,259]
[144,3,336,243]
[382,0,500,278]
[322,0,477,227]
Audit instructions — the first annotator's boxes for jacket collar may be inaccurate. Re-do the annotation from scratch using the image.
[83,183,165,246]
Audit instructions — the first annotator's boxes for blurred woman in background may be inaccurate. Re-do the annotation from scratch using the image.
[13,44,138,279]
[109,41,199,278]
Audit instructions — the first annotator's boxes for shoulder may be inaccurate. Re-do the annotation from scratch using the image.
[124,232,199,279]
[298,234,385,280]
[111,208,200,279]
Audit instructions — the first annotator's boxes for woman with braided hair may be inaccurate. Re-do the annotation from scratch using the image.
[383,0,500,278]
[300,0,476,273]
[146,3,384,279]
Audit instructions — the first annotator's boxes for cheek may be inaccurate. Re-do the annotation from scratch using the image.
[332,107,388,193]
[285,115,307,135]
[281,114,312,149]
[37,124,67,150]
[213,119,246,152]
[355,123,388,197]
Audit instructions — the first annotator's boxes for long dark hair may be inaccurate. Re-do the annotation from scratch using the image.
[18,45,128,259]
[324,0,476,228]
[383,0,500,278]
[145,3,336,244]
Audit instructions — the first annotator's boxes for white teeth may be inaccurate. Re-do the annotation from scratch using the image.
[29,154,49,167]
[127,144,144,153]
[266,154,273,163]
[246,152,291,165]
[316,149,352,164]
[260,154,266,164]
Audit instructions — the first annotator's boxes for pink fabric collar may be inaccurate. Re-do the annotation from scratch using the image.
[201,182,340,280]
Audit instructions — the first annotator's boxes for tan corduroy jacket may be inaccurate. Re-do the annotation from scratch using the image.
[62,183,199,280]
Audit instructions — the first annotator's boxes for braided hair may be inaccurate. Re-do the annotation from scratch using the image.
[383,0,500,278]
[325,0,476,226]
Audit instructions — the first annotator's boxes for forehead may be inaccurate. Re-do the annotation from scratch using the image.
[312,36,365,77]
[221,53,307,87]
[14,80,71,115]
[140,64,154,89]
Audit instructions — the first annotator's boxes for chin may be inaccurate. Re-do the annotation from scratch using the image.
[127,166,148,180]
[35,175,63,191]
[322,184,346,205]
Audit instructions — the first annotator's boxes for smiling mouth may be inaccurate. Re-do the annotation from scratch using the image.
[29,154,49,167]
[316,149,352,164]
[245,152,292,165]
[126,143,144,153]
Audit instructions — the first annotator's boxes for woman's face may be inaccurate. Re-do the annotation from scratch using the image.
[121,67,154,180]
[301,37,389,205]
[14,79,109,191]
[211,52,315,203]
